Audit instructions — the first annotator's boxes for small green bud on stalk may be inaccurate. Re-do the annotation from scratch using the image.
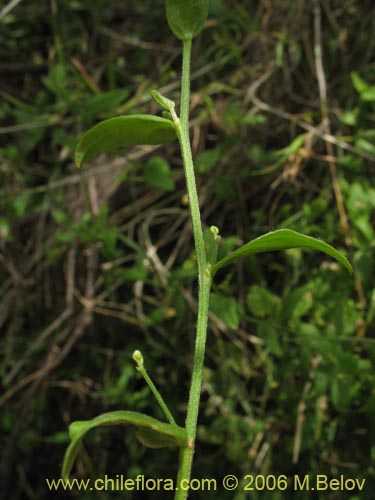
[151,90,176,113]
[210,225,221,243]
[132,350,144,369]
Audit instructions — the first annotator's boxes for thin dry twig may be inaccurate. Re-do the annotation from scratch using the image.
[313,0,366,309]
[0,0,23,21]
[293,354,321,464]
[245,68,375,163]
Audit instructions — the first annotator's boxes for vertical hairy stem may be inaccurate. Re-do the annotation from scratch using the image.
[178,37,206,276]
[174,37,212,500]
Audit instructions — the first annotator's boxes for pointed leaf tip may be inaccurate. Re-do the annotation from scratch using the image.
[213,229,352,275]
[75,114,177,167]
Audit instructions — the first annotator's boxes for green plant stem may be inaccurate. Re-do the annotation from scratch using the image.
[177,37,206,277]
[137,363,176,425]
[175,272,211,499]
[180,38,192,137]
[174,37,212,500]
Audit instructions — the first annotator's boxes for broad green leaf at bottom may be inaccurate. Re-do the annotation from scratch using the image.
[62,411,187,479]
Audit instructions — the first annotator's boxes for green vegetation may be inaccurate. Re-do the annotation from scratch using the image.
[0,1,374,499]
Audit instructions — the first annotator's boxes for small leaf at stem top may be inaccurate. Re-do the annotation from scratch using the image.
[75,114,177,167]
[166,0,210,41]
[212,229,352,275]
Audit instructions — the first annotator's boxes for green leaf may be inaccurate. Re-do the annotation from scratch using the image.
[62,411,187,479]
[259,323,283,357]
[210,294,240,329]
[212,229,352,275]
[75,114,177,167]
[351,71,369,94]
[275,134,305,157]
[246,285,281,318]
[143,156,175,191]
[330,375,355,411]
[135,428,179,448]
[282,286,314,324]
[83,89,130,122]
[13,192,31,218]
[340,110,358,126]
[203,226,220,266]
[42,63,67,98]
[120,257,148,282]
[275,38,285,68]
[195,149,220,174]
[166,0,210,40]
[218,235,239,261]
[360,87,375,102]
[151,90,175,113]
[355,138,375,156]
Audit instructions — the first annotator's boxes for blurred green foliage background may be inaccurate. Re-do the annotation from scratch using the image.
[0,0,374,498]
